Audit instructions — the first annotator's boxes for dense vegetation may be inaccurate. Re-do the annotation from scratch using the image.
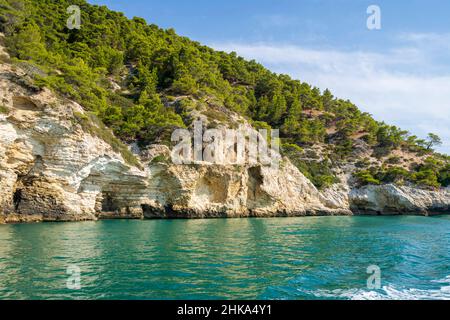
[354,157,450,189]
[0,0,448,188]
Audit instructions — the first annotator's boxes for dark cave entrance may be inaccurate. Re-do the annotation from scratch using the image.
[13,189,22,211]
[101,193,119,212]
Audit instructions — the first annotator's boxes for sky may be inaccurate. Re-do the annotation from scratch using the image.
[89,0,450,154]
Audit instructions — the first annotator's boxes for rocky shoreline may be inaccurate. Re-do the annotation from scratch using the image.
[1,207,449,225]
[1,55,449,224]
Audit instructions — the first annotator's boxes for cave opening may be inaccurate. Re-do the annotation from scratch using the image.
[101,193,119,212]
[13,189,22,211]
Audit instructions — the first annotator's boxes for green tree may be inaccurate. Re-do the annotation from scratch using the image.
[322,89,334,111]
[171,73,198,95]
[281,99,302,136]
[269,92,287,124]
[425,133,442,150]
[5,23,48,61]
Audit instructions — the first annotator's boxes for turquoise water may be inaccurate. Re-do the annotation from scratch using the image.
[0,216,449,300]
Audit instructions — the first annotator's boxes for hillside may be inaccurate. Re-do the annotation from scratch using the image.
[1,0,449,190]
[0,0,450,223]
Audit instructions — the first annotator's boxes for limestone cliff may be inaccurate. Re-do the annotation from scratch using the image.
[0,54,449,223]
[350,184,450,215]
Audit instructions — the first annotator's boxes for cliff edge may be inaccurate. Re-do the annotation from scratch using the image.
[1,57,449,223]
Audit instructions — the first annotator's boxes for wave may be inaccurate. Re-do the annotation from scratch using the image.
[309,276,450,300]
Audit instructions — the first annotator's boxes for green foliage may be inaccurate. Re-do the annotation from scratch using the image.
[150,154,170,165]
[424,133,443,150]
[331,140,354,160]
[1,0,447,189]
[0,104,9,114]
[411,169,440,189]
[354,170,381,186]
[2,0,187,147]
[438,164,450,187]
[91,46,124,75]
[355,158,371,169]
[251,120,272,132]
[377,167,411,185]
[281,143,303,154]
[171,73,198,95]
[299,161,340,190]
[281,143,338,189]
[385,156,401,165]
[5,23,48,62]
[410,157,444,189]
[376,124,409,149]
[353,156,450,188]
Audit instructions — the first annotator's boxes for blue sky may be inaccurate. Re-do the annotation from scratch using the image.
[89,0,450,153]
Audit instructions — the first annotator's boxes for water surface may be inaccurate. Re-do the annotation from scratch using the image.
[0,216,449,299]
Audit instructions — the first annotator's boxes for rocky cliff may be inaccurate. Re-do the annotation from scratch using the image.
[1,55,449,223]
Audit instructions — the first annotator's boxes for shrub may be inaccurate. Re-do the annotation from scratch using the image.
[150,154,170,165]
[378,167,410,184]
[355,158,371,169]
[171,74,198,95]
[281,143,304,155]
[281,143,338,189]
[385,156,401,165]
[438,165,450,187]
[354,170,381,186]
[0,104,8,114]
[411,169,440,189]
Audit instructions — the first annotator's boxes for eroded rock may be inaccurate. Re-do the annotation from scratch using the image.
[0,55,449,223]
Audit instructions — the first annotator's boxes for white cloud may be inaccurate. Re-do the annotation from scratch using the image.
[397,32,450,46]
[211,38,450,154]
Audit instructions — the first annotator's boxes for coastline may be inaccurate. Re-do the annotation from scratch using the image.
[1,41,449,227]
[1,208,449,225]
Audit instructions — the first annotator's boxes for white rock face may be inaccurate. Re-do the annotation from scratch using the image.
[0,60,341,222]
[0,54,449,223]
[349,185,450,215]
[0,62,148,222]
